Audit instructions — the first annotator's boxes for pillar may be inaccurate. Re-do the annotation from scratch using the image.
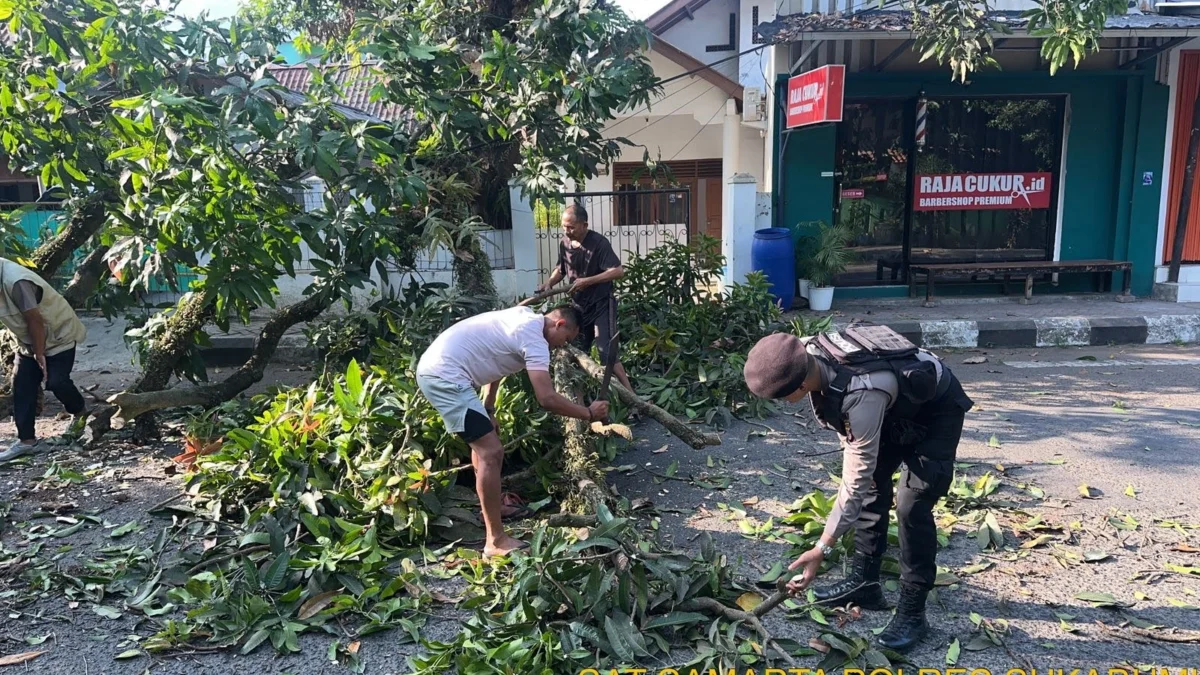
[508,181,540,298]
[722,98,740,183]
[722,173,759,291]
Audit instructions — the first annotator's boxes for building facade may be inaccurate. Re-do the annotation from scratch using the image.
[632,0,1200,300]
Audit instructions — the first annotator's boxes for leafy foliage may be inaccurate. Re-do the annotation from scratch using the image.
[616,236,781,426]
[409,508,785,673]
[910,0,1128,81]
[805,223,852,289]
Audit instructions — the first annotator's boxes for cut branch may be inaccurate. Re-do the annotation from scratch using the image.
[109,292,329,421]
[516,285,569,307]
[680,595,798,667]
[566,345,721,449]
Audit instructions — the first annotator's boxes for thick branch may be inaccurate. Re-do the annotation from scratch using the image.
[516,285,569,307]
[29,191,111,280]
[566,345,720,449]
[109,292,329,421]
[679,596,797,667]
[61,244,110,309]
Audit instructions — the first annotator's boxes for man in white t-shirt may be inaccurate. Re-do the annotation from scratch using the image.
[416,304,609,556]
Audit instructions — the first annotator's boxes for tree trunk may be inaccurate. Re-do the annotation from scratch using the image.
[551,351,615,513]
[125,288,215,441]
[1169,88,1200,284]
[29,191,111,281]
[452,231,498,310]
[109,292,328,421]
[61,244,111,309]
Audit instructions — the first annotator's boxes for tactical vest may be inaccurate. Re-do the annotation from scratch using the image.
[0,257,87,357]
[806,325,950,437]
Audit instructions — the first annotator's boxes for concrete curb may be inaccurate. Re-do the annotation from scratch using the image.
[837,314,1200,349]
[200,335,313,367]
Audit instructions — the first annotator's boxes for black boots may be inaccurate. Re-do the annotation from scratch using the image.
[812,555,931,651]
[876,582,929,651]
[812,553,888,611]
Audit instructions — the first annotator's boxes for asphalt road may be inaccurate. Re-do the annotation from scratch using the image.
[3,344,1200,673]
[614,343,1200,672]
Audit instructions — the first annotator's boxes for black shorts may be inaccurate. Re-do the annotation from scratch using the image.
[576,299,617,363]
[458,409,495,443]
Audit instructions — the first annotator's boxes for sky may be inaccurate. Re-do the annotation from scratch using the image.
[174,0,668,20]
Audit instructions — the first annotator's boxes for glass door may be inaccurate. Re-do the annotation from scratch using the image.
[833,100,912,286]
[910,97,1066,266]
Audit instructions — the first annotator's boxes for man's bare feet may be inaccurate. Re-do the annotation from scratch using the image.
[483,533,528,557]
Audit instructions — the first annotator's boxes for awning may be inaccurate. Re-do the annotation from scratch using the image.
[758,9,1200,41]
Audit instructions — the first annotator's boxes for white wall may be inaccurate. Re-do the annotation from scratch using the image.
[738,1,776,91]
[603,49,733,168]
[656,0,741,82]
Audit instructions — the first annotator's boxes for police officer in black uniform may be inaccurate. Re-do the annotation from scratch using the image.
[743,328,973,650]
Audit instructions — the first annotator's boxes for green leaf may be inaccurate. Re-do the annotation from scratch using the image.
[664,461,678,478]
[758,561,785,585]
[964,634,995,651]
[642,611,707,630]
[241,628,271,655]
[263,552,291,590]
[945,638,960,665]
[345,360,363,401]
[1166,598,1200,610]
[114,649,143,660]
[1074,591,1127,608]
[809,607,830,625]
[92,605,121,620]
[1167,563,1200,577]
[760,475,774,486]
[109,521,138,538]
[988,434,1001,448]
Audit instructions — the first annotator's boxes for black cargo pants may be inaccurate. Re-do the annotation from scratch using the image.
[853,375,971,590]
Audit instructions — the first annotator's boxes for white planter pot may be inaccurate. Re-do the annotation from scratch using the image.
[798,279,811,300]
[808,286,835,311]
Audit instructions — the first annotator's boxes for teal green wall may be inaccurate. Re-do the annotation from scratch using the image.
[775,68,1168,297]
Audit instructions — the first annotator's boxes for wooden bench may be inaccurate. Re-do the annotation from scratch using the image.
[908,260,1133,306]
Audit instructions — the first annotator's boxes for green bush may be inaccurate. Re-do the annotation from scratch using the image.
[616,235,781,425]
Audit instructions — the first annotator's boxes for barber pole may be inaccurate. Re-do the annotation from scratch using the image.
[915,97,927,149]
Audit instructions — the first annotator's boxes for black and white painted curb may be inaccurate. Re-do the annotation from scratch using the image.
[856,314,1200,349]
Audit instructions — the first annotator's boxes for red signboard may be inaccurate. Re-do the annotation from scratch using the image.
[914,172,1054,211]
[786,65,845,129]
[841,188,865,199]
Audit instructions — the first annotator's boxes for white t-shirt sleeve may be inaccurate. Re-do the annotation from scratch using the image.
[521,321,551,372]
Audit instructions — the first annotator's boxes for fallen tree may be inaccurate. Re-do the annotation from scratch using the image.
[107,292,328,421]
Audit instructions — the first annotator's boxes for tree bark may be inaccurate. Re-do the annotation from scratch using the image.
[565,345,721,449]
[452,231,498,311]
[29,191,111,281]
[61,244,111,309]
[108,292,329,421]
[552,352,616,513]
[124,288,215,441]
[1169,88,1200,284]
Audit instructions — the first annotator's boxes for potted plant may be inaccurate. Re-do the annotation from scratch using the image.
[789,223,819,302]
[807,223,851,312]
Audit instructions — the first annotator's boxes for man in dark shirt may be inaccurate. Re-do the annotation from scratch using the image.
[536,203,633,392]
